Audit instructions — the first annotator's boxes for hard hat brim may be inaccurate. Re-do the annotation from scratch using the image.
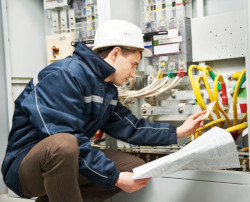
[142,48,153,57]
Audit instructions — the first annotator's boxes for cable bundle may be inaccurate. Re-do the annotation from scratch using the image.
[188,65,247,143]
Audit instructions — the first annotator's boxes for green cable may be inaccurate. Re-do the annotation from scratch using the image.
[209,71,222,91]
[167,69,174,78]
[233,73,246,90]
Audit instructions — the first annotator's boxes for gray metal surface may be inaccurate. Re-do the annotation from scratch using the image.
[112,172,250,202]
[0,0,8,195]
[192,11,245,61]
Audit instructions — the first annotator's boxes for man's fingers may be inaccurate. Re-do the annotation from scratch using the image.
[200,120,205,127]
[139,179,150,185]
[192,110,206,119]
[134,177,151,183]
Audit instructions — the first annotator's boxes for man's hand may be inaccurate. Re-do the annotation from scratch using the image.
[176,110,206,138]
[115,172,151,193]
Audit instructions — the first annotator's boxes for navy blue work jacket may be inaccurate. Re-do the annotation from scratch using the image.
[1,43,177,197]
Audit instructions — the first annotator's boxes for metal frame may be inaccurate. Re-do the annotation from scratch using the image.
[244,0,250,165]
[1,0,13,129]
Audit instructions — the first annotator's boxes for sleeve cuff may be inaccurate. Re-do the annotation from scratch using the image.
[168,125,177,145]
[106,169,120,190]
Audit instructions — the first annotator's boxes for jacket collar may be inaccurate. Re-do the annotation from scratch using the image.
[73,42,116,80]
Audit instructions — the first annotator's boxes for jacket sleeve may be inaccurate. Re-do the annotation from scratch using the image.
[101,102,177,146]
[21,69,119,189]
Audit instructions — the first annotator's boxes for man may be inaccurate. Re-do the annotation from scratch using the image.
[2,19,205,202]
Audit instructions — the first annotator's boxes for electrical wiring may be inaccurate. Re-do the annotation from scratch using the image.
[194,130,202,139]
[233,68,246,126]
[237,113,247,135]
[142,77,180,97]
[189,65,231,128]
[142,71,183,97]
[119,69,184,99]
[195,118,226,133]
[129,74,170,97]
[201,67,223,121]
[188,65,201,101]
[194,75,214,121]
[213,74,231,127]
[118,69,164,98]
[205,65,222,91]
[206,62,219,74]
[120,75,169,98]
[188,64,248,144]
[207,63,233,89]
[235,145,249,152]
[206,66,247,139]
[237,127,247,136]
[225,122,248,133]
[188,65,214,121]
[239,113,247,124]
[231,68,247,137]
[240,147,249,152]
[233,72,246,91]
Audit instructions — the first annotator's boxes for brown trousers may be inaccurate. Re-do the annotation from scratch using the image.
[19,133,145,202]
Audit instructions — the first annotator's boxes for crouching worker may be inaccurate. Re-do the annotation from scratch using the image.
[1,19,205,202]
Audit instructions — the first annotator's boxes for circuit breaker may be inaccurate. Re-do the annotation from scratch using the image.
[43,0,98,64]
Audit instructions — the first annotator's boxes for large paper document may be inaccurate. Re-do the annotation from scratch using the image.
[132,127,240,180]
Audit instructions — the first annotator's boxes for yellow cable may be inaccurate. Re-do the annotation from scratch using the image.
[188,66,208,110]
[188,65,214,121]
[206,64,232,88]
[156,69,163,78]
[194,76,214,121]
[202,67,222,120]
[195,118,225,133]
[232,72,241,80]
[237,127,247,135]
[237,113,247,134]
[213,74,231,127]
[233,68,246,126]
[189,65,232,128]
[239,113,247,124]
[225,122,248,133]
[194,130,202,139]
[188,65,200,103]
[194,76,206,110]
[206,63,219,74]
[240,147,249,152]
[203,66,232,128]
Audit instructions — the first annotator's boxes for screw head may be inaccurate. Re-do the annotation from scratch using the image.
[178,107,184,113]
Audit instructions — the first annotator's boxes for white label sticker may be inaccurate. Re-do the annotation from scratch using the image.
[168,29,179,38]
[154,43,179,55]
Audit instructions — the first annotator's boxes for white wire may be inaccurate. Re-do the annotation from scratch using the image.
[130,76,170,98]
[119,77,162,97]
[142,76,182,98]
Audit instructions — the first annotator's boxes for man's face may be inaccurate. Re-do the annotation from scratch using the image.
[107,49,141,86]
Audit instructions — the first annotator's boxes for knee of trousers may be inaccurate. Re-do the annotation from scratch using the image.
[47,133,80,163]
[128,156,146,171]
[134,157,146,167]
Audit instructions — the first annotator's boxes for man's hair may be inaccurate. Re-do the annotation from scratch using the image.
[95,46,142,59]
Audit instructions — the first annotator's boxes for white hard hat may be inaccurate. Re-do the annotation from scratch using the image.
[93,19,152,57]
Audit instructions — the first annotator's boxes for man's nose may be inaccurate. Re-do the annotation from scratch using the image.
[130,70,136,78]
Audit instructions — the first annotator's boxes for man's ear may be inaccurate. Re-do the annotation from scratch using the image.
[109,47,122,62]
